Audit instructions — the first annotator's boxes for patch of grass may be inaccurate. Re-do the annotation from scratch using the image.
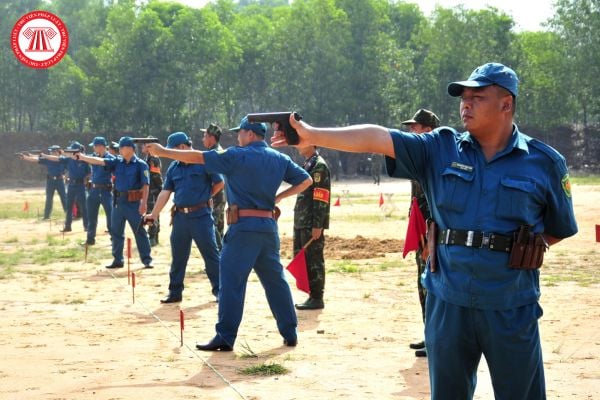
[47,235,69,247]
[237,341,259,359]
[0,266,16,279]
[0,250,26,267]
[570,174,600,185]
[239,362,289,376]
[3,237,19,244]
[67,298,85,305]
[32,246,82,265]
[327,260,360,274]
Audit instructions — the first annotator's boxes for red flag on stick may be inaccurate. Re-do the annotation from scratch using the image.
[379,193,384,207]
[403,197,427,258]
[23,201,29,212]
[131,272,136,304]
[334,197,341,207]
[180,309,184,347]
[286,239,313,294]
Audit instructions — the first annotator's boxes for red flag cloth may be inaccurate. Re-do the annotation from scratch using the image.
[286,249,310,294]
[379,193,384,207]
[334,197,341,206]
[22,201,29,212]
[403,197,427,258]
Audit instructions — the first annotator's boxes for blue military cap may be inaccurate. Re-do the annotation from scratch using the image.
[166,132,191,148]
[89,136,108,147]
[119,136,135,148]
[69,141,84,151]
[447,62,519,97]
[230,116,267,136]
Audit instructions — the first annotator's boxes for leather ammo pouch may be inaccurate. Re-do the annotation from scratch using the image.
[508,225,548,270]
[127,189,144,202]
[426,219,438,273]
[226,204,239,225]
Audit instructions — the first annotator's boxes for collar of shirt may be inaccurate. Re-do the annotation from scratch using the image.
[459,124,529,161]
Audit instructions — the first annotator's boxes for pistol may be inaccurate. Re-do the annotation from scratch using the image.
[132,138,160,144]
[63,148,81,154]
[247,111,303,145]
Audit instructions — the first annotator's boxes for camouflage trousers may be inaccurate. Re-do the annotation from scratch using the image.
[415,248,427,323]
[293,228,326,300]
[212,201,225,251]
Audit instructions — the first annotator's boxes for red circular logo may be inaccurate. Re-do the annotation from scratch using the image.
[11,10,69,69]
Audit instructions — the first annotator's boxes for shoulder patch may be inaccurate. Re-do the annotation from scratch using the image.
[144,170,149,179]
[561,173,572,198]
[314,172,321,183]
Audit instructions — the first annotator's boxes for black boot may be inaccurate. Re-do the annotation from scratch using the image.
[295,297,324,310]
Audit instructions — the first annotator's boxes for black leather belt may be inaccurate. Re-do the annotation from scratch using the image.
[91,183,112,190]
[114,191,128,197]
[68,179,84,184]
[175,201,212,214]
[47,175,63,180]
[438,229,513,253]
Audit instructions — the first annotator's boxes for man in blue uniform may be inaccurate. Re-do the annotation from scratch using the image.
[85,137,115,246]
[272,63,578,399]
[19,145,67,219]
[145,116,312,351]
[144,132,224,303]
[41,141,91,232]
[76,137,153,269]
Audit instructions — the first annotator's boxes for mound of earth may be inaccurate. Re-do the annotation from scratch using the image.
[280,235,404,259]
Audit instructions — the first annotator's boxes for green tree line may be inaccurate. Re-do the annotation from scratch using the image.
[0,0,598,139]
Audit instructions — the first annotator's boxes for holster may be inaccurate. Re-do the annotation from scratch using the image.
[226,204,239,225]
[508,225,548,270]
[169,204,176,226]
[127,189,143,202]
[426,219,438,272]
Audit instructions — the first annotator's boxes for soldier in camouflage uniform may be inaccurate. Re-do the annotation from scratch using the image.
[293,145,331,310]
[402,108,440,357]
[202,123,227,250]
[142,141,163,247]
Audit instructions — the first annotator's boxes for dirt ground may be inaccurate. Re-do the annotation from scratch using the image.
[0,179,599,400]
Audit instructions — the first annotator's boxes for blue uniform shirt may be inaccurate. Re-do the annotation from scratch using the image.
[90,152,115,185]
[203,141,309,232]
[163,161,223,215]
[39,158,66,177]
[104,155,149,192]
[59,156,91,182]
[385,125,578,310]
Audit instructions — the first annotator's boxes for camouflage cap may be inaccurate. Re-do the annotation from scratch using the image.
[401,109,440,129]
[200,123,222,139]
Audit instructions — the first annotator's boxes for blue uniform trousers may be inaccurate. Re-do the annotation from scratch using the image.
[65,184,88,229]
[425,293,545,400]
[44,178,66,219]
[86,188,112,242]
[111,200,152,265]
[169,211,220,297]
[215,229,297,346]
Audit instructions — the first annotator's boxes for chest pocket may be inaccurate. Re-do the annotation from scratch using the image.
[496,177,538,223]
[437,167,475,213]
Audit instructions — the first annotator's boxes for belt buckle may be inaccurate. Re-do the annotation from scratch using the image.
[466,230,474,247]
[182,207,190,214]
[480,232,490,248]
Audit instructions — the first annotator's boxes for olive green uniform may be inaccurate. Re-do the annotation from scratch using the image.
[411,180,431,322]
[293,151,331,300]
[146,154,162,246]
[209,143,226,250]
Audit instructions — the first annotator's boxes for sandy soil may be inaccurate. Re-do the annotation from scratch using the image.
[0,178,599,400]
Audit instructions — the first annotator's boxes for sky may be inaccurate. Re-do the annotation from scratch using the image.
[170,0,556,32]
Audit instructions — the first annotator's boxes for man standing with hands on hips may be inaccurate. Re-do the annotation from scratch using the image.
[145,116,312,352]
[75,136,153,269]
[272,63,577,399]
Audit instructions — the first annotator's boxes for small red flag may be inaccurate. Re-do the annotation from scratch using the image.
[23,201,29,212]
[403,197,427,258]
[379,193,384,207]
[286,249,310,294]
[334,197,341,206]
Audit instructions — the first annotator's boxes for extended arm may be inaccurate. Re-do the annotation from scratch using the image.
[271,114,396,158]
[76,153,106,166]
[145,144,205,164]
